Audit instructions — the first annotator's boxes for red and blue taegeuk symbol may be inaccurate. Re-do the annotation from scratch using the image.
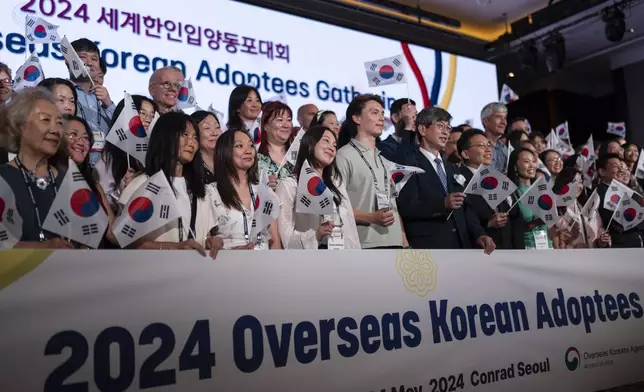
[34,24,48,39]
[307,177,327,196]
[558,127,566,136]
[70,189,100,218]
[128,197,154,223]
[378,65,395,80]
[557,184,569,196]
[0,197,5,223]
[391,172,405,183]
[177,86,189,102]
[610,194,621,204]
[581,147,590,158]
[23,65,41,82]
[616,124,625,132]
[623,208,637,222]
[129,116,146,138]
[253,127,261,144]
[537,194,553,210]
[480,176,498,190]
[254,195,260,211]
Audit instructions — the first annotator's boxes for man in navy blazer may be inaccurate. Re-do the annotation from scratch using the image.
[378,98,417,163]
[397,107,496,253]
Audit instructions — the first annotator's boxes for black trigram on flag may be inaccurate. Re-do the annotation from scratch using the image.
[502,181,510,191]
[49,34,56,41]
[369,63,377,71]
[27,19,35,27]
[136,144,147,152]
[488,194,498,201]
[82,224,99,235]
[396,74,404,81]
[251,218,257,228]
[305,167,315,175]
[121,224,136,238]
[537,184,547,192]
[563,196,573,203]
[480,169,490,176]
[528,196,535,204]
[637,169,644,178]
[72,172,85,182]
[372,77,381,86]
[544,214,554,222]
[115,128,127,142]
[319,197,331,209]
[188,96,195,104]
[60,45,68,55]
[146,182,161,195]
[290,150,298,161]
[159,204,170,219]
[300,195,311,207]
[471,183,478,191]
[392,58,402,67]
[0,230,7,241]
[263,201,274,215]
[26,34,35,41]
[72,61,80,71]
[54,209,70,226]
[6,208,15,225]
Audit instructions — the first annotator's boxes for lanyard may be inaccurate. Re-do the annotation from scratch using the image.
[177,189,195,243]
[14,156,57,242]
[241,184,256,242]
[349,141,388,192]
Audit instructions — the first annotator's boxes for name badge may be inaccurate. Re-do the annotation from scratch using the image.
[328,227,345,250]
[534,229,550,250]
[91,131,106,152]
[376,190,390,211]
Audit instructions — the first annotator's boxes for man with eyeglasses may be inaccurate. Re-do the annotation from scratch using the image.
[397,107,496,253]
[481,102,509,173]
[0,62,14,106]
[457,129,524,249]
[148,66,185,114]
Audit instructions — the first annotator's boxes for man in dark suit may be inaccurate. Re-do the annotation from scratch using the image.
[378,98,416,163]
[397,107,496,253]
[595,153,643,248]
[457,129,525,249]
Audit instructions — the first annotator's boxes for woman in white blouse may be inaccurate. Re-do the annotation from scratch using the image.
[209,129,281,250]
[118,112,223,257]
[276,126,360,249]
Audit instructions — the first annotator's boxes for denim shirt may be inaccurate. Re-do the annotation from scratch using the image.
[491,139,508,173]
[73,83,115,166]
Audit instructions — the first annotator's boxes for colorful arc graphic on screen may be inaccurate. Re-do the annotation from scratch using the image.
[401,42,457,110]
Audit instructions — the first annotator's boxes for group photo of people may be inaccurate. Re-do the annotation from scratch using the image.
[1,30,643,258]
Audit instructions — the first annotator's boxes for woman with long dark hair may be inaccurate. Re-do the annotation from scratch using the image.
[190,110,222,184]
[210,129,281,249]
[94,95,157,209]
[226,85,262,132]
[117,112,222,257]
[276,126,360,249]
[38,78,78,116]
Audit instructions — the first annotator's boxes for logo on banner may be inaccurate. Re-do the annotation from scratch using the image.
[70,189,100,218]
[129,116,146,137]
[565,347,580,371]
[307,177,327,196]
[391,172,405,184]
[23,65,41,81]
[480,176,498,190]
[396,249,437,297]
[538,194,553,210]
[129,197,154,223]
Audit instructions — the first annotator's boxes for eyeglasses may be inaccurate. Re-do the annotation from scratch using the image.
[547,156,562,163]
[0,78,12,86]
[67,133,90,145]
[155,81,182,91]
[434,122,452,133]
[468,143,493,150]
[139,110,155,121]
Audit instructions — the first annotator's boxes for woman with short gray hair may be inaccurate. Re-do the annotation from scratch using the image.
[0,87,73,248]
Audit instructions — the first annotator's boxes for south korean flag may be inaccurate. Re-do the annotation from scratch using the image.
[614,195,644,231]
[465,165,517,210]
[553,179,579,208]
[296,160,335,215]
[0,175,24,249]
[41,160,108,248]
[60,36,92,80]
[364,54,406,87]
[284,128,306,167]
[522,176,558,228]
[112,171,181,248]
[386,162,425,197]
[176,78,198,109]
[251,171,281,237]
[105,92,149,164]
[13,51,45,91]
[603,179,635,212]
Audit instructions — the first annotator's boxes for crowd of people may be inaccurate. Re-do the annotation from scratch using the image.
[1,36,643,258]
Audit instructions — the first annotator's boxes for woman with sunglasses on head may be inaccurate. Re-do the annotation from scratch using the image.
[117,112,222,257]
[309,110,341,136]
[276,126,360,249]
[209,129,281,250]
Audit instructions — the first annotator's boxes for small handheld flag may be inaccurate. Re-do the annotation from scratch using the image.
[364,54,406,87]
[613,195,644,231]
[0,175,24,249]
[521,176,558,228]
[266,92,288,104]
[607,122,626,137]
[251,171,281,237]
[579,135,596,161]
[536,158,552,183]
[41,160,108,248]
[25,15,60,43]
[295,160,335,215]
[60,36,93,82]
[465,165,517,210]
[207,104,226,131]
[580,189,600,221]
[176,78,197,109]
[603,179,634,211]
[582,157,597,189]
[281,128,306,169]
[500,84,519,104]
[112,171,181,248]
[105,93,149,165]
[555,121,569,140]
[387,163,425,197]
[248,111,263,150]
[554,179,579,208]
[13,51,44,91]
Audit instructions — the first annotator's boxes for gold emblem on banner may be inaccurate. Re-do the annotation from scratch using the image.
[0,250,52,291]
[396,249,437,297]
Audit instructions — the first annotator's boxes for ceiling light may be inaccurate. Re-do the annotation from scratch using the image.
[508,72,515,78]
[602,6,626,42]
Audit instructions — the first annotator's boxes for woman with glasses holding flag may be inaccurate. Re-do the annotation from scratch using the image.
[208,129,281,250]
[276,126,360,249]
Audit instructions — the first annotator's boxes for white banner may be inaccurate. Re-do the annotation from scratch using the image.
[1,249,644,392]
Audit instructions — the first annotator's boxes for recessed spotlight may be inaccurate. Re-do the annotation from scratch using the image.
[628,28,635,33]
[508,72,515,78]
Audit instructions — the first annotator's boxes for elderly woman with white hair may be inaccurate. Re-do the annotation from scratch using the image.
[480,102,509,173]
[0,88,73,248]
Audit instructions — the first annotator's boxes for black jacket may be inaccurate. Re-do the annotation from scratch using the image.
[596,182,643,248]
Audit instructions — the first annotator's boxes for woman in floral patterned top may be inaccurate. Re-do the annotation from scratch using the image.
[257,101,295,188]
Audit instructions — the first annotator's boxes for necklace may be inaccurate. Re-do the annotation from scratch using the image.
[14,158,52,190]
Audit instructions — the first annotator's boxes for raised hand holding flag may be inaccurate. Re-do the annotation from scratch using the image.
[176,78,197,109]
[112,171,181,248]
[296,160,335,215]
[0,175,24,249]
[555,121,569,140]
[13,51,45,91]
[25,15,60,43]
[105,92,148,164]
[60,36,93,82]
[364,54,406,87]
[251,171,281,237]
[41,160,108,248]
